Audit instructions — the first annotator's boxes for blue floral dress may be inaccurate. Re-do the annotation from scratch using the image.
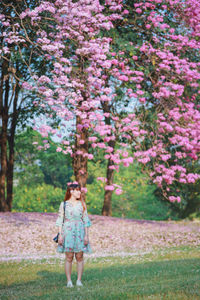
[55,200,92,253]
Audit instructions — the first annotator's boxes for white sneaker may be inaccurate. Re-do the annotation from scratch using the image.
[76,280,83,287]
[67,280,74,288]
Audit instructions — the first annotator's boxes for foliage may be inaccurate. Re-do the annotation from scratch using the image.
[154,160,200,219]
[13,153,172,219]
[13,127,199,219]
[86,159,174,220]
[14,127,73,189]
[38,143,73,189]
[12,183,65,212]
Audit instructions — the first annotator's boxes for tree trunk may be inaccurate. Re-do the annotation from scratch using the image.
[101,100,116,216]
[6,140,14,210]
[73,115,89,202]
[0,57,9,211]
[7,85,19,209]
[102,140,116,216]
[0,113,8,211]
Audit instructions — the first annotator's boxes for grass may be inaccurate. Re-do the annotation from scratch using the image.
[0,246,200,300]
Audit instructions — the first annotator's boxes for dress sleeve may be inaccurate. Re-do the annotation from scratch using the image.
[55,201,64,227]
[82,206,92,227]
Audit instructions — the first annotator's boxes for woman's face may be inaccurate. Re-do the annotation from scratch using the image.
[71,188,81,199]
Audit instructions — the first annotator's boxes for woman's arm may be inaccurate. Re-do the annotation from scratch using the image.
[84,226,89,237]
[58,226,62,235]
[82,205,92,228]
[82,205,92,244]
[55,202,64,245]
[55,202,64,233]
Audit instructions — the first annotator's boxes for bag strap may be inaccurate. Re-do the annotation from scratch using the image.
[62,201,66,225]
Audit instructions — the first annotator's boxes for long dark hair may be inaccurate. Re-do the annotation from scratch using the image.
[64,183,86,212]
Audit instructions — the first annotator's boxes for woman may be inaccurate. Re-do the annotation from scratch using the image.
[55,183,92,288]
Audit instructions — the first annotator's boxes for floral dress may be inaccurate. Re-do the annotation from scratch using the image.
[55,200,92,253]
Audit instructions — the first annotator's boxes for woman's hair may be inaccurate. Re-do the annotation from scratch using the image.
[64,183,86,212]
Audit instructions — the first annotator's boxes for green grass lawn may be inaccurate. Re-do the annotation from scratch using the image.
[0,246,200,300]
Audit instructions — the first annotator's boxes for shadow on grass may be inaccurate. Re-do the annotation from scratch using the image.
[0,257,199,300]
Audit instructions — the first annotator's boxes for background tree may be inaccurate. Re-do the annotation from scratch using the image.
[0,0,48,211]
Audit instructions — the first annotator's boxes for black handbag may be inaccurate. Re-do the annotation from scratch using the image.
[53,201,66,243]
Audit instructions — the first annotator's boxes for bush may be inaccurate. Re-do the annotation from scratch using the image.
[12,161,176,220]
[12,183,65,212]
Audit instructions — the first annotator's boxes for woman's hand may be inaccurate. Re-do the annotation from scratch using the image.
[84,235,89,245]
[58,234,63,246]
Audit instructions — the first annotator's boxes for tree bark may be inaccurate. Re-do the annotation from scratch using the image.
[0,58,9,211]
[6,85,19,209]
[0,113,8,210]
[73,115,89,202]
[101,101,116,216]
[102,140,116,216]
[6,139,14,210]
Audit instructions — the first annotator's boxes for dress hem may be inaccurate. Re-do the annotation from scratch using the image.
[56,248,92,254]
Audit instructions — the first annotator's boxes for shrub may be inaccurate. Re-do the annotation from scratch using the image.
[12,183,65,212]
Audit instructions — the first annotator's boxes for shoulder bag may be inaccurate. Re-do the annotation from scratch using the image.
[53,201,66,243]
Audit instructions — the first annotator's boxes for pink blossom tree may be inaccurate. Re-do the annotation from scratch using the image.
[87,0,200,213]
[2,0,200,214]
[19,0,125,202]
[122,0,200,204]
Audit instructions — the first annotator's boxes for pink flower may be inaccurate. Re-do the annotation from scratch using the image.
[139,97,146,103]
[136,8,142,14]
[97,177,107,183]
[81,187,87,193]
[105,185,115,191]
[76,150,83,155]
[79,170,85,175]
[122,9,129,14]
[37,146,43,150]
[169,196,181,203]
[89,137,97,142]
[122,151,129,157]
[109,165,116,170]
[136,90,144,95]
[115,189,123,195]
[118,75,129,81]
[169,28,175,33]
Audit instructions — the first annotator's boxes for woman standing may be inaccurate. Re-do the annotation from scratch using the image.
[55,183,92,288]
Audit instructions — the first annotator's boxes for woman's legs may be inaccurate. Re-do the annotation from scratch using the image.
[75,251,84,281]
[65,252,74,282]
